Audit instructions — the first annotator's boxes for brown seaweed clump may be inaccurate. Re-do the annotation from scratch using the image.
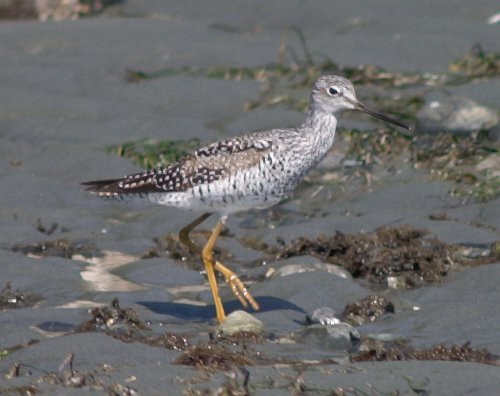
[273,225,456,287]
[76,299,193,351]
[218,330,265,346]
[342,295,395,325]
[76,298,148,338]
[144,332,190,352]
[352,340,497,365]
[175,344,254,371]
[11,238,96,259]
[0,282,41,310]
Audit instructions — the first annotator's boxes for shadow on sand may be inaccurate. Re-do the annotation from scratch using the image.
[138,296,304,321]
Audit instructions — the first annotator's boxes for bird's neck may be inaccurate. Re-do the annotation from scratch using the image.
[303,108,338,150]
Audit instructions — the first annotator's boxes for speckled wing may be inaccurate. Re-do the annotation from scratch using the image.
[82,136,273,197]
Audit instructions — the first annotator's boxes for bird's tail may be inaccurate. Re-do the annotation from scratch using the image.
[82,171,160,203]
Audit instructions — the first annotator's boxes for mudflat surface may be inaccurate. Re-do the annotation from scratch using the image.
[1,1,499,395]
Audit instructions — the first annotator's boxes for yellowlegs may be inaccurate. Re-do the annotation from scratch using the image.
[83,75,410,323]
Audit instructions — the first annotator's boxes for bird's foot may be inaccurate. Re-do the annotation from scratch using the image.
[214,261,259,311]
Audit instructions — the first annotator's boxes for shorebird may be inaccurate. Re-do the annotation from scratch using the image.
[83,75,410,323]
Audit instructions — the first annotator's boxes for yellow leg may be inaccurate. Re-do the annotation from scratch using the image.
[178,213,259,323]
[201,220,226,323]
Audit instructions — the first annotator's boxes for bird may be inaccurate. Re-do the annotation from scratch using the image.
[82,75,410,324]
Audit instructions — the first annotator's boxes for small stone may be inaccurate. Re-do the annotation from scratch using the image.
[456,246,491,259]
[475,156,500,178]
[269,263,350,279]
[306,307,341,326]
[342,159,363,168]
[294,323,360,351]
[417,94,498,134]
[218,310,264,336]
[317,152,345,170]
[326,323,361,343]
[386,275,408,290]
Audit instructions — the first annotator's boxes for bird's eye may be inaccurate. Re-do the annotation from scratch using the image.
[328,87,338,96]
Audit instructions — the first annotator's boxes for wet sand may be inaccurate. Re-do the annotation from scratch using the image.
[1,1,499,394]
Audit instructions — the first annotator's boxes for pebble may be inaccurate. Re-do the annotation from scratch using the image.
[386,275,408,290]
[306,307,341,326]
[294,323,360,351]
[267,263,351,279]
[417,94,498,134]
[218,310,264,336]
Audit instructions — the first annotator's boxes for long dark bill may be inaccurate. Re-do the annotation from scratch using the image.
[355,101,411,131]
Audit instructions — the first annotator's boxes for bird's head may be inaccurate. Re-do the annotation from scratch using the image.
[310,75,410,130]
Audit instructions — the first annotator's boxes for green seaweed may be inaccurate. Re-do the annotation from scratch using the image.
[107,138,200,169]
[124,30,498,90]
[449,43,500,77]
[123,33,499,128]
[320,127,500,202]
[412,134,500,201]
